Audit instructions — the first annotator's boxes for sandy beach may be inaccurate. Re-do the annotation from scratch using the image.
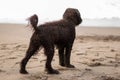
[0,23,120,80]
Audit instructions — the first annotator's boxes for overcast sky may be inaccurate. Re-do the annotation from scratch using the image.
[0,0,120,23]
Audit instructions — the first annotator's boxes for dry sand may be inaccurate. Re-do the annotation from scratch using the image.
[0,23,120,80]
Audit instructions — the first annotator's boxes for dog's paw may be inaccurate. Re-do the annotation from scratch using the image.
[45,69,60,74]
[65,64,75,68]
[60,63,65,67]
[20,69,29,74]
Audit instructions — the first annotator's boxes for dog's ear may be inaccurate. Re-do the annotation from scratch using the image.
[63,8,82,25]
[63,8,73,20]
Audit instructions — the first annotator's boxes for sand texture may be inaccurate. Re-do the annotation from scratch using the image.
[0,23,120,80]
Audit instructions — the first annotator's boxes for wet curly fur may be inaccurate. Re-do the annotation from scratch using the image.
[20,8,82,74]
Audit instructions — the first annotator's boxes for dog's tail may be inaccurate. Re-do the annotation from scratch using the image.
[27,14,39,31]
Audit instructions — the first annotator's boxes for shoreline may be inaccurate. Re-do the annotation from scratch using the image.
[0,23,120,42]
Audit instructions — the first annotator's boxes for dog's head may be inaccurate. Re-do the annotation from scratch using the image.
[63,8,82,25]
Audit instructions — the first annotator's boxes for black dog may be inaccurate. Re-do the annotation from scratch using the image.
[20,8,82,74]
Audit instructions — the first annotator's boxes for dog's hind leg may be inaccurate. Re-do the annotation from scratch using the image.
[44,44,59,74]
[20,41,40,74]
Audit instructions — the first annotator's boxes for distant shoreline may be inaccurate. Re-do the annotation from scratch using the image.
[0,23,120,43]
[0,23,120,28]
[1,18,120,27]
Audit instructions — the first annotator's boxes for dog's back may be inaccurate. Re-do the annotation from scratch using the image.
[28,15,76,45]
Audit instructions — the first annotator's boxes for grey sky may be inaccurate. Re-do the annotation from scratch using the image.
[0,0,120,23]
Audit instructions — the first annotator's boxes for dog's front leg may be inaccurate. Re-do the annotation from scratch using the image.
[65,43,75,68]
[58,46,65,66]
